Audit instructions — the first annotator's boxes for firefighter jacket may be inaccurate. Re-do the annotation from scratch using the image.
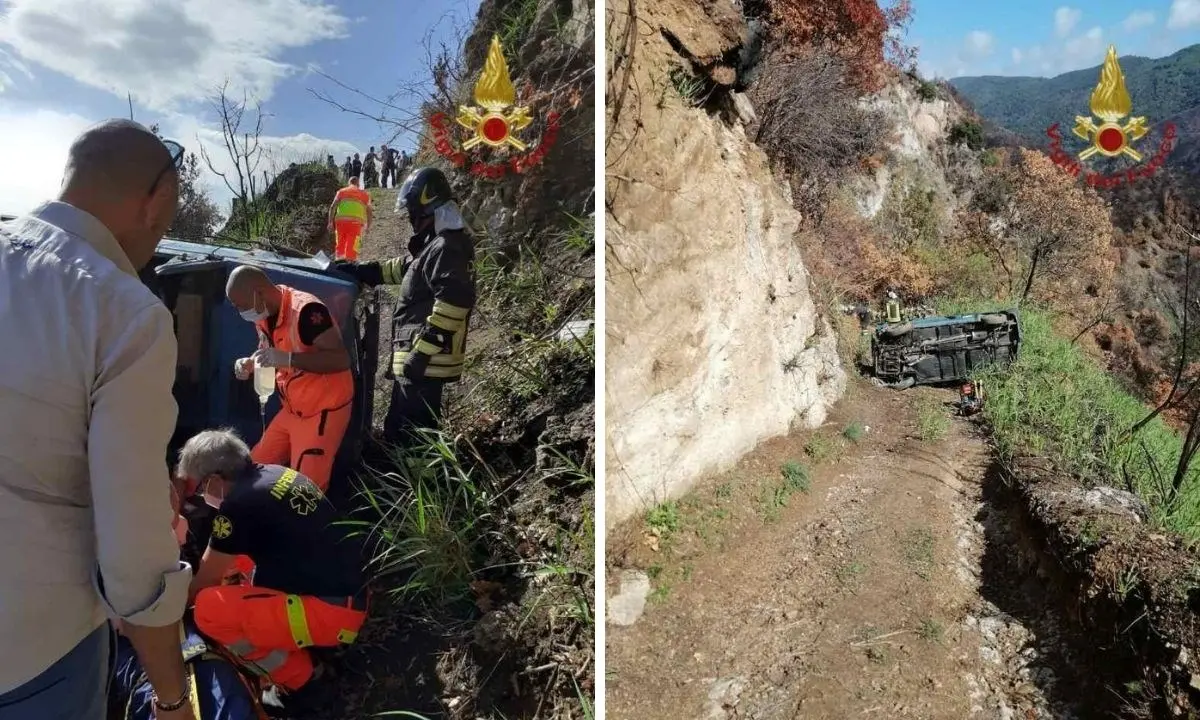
[352,229,476,381]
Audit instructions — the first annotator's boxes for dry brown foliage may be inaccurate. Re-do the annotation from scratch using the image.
[970,149,1116,307]
[762,0,915,92]
[749,48,886,217]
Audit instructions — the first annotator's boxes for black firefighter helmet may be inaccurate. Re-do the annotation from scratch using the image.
[399,166,454,231]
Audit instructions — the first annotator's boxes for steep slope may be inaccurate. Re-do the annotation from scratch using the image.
[950,44,1200,185]
[605,0,844,531]
[951,44,1200,142]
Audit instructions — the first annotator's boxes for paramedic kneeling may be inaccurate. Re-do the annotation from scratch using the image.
[180,430,369,692]
[227,265,353,492]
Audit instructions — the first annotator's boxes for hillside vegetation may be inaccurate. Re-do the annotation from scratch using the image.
[950,44,1200,145]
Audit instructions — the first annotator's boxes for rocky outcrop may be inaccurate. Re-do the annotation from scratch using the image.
[605,0,844,530]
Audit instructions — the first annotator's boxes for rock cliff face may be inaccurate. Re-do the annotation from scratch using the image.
[605,0,844,530]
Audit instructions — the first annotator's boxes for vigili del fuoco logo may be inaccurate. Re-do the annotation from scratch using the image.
[1046,44,1176,188]
[429,35,560,178]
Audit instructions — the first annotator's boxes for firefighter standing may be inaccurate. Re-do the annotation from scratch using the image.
[227,265,353,492]
[180,430,368,696]
[884,290,903,324]
[334,167,476,446]
[327,176,373,261]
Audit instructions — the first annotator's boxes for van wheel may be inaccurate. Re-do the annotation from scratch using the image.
[880,322,913,339]
[980,314,1008,327]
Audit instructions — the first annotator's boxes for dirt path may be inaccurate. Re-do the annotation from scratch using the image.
[606,384,1093,719]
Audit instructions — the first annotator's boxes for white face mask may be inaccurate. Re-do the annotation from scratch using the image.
[202,478,226,509]
[239,292,268,323]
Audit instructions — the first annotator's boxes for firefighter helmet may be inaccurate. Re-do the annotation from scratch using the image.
[399,167,454,230]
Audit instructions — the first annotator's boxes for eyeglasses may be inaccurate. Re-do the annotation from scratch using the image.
[149,139,186,196]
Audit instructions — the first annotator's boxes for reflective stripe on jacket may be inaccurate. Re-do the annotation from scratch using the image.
[333,186,369,224]
[255,286,354,415]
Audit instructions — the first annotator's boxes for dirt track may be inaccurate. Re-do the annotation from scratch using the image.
[607,384,1101,719]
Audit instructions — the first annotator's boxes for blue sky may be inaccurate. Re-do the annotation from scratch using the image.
[910,0,1200,78]
[0,0,481,214]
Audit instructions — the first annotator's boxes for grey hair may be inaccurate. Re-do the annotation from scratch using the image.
[176,428,253,480]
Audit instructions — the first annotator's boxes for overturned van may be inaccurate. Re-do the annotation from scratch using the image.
[867,310,1021,389]
[139,238,380,488]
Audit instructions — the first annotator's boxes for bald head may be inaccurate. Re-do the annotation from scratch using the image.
[63,119,173,199]
[58,119,181,270]
[226,265,281,318]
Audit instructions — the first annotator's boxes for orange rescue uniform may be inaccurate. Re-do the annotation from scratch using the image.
[194,465,368,691]
[250,285,354,491]
[332,185,370,261]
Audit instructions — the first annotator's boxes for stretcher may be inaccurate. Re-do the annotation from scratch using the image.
[113,620,271,720]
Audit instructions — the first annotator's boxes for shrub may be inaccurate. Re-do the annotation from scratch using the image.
[915,79,939,102]
[948,119,985,150]
[750,48,885,216]
[763,0,916,92]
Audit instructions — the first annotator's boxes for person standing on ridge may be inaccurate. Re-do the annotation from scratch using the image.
[327,176,373,261]
[0,119,196,719]
[341,155,352,182]
[379,143,398,188]
[334,167,476,447]
[226,265,353,492]
[350,153,362,181]
[362,146,378,188]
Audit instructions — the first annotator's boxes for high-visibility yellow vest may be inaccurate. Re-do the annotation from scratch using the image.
[334,186,369,223]
[885,299,902,323]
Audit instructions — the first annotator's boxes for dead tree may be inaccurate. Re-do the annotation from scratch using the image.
[199,82,268,241]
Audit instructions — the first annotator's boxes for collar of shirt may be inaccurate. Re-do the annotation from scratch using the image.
[26,201,137,278]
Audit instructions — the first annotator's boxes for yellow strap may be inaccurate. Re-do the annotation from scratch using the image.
[391,352,463,379]
[188,668,202,718]
[382,259,403,284]
[284,595,314,648]
[432,300,470,319]
[414,339,441,355]
[427,313,462,332]
[336,629,358,644]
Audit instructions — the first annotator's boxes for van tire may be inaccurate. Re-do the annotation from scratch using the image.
[980,314,1008,327]
[880,322,913,339]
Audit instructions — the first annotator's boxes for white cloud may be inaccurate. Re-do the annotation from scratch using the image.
[1055,7,1083,38]
[1168,0,1200,28]
[0,104,93,214]
[1122,10,1157,31]
[0,0,350,111]
[1062,26,1106,68]
[167,113,359,208]
[0,102,359,217]
[1011,48,1024,64]
[964,31,996,59]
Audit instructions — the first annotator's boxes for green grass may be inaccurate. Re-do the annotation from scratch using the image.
[917,617,944,643]
[916,397,950,442]
[348,431,499,607]
[759,460,812,522]
[804,434,841,464]
[646,501,682,538]
[668,66,708,106]
[497,0,540,56]
[978,308,1200,539]
[843,422,867,442]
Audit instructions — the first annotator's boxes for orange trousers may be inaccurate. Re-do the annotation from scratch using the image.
[250,404,351,492]
[333,220,364,261]
[194,585,367,690]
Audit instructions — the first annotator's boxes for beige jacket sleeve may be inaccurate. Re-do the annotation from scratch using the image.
[89,301,192,626]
